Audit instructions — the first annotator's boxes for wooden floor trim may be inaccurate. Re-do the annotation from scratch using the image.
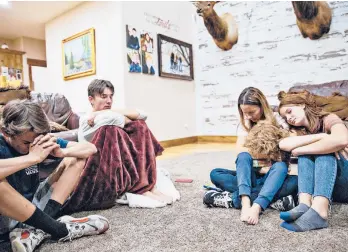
[197,136,237,143]
[159,136,237,148]
[160,136,198,148]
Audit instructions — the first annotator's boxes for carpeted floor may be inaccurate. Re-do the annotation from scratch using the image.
[1,151,348,252]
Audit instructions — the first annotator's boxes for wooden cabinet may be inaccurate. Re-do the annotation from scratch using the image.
[0,49,25,89]
[0,49,25,69]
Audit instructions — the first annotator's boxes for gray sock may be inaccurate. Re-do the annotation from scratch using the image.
[280,203,310,222]
[280,208,328,232]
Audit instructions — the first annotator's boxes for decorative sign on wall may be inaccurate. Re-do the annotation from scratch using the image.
[144,12,180,32]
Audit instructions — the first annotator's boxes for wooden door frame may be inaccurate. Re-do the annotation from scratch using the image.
[27,58,47,91]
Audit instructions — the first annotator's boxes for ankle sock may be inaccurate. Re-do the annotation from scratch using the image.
[280,203,309,222]
[43,199,62,219]
[280,208,328,232]
[24,207,68,239]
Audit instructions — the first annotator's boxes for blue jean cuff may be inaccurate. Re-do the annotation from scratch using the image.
[232,192,241,209]
[254,196,270,210]
[238,185,251,197]
[313,194,333,203]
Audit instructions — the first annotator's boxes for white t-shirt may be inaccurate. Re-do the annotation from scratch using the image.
[78,109,148,142]
[78,110,126,142]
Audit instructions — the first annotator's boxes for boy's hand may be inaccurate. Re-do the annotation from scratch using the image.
[87,114,96,127]
[29,136,59,163]
[32,134,57,146]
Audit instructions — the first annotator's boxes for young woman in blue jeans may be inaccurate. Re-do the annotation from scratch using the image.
[204,87,298,225]
[278,91,348,232]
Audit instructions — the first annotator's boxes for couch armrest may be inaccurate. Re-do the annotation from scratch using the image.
[52,129,78,142]
[66,112,80,130]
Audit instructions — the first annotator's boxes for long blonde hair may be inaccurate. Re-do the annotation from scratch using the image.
[238,87,276,132]
[278,90,329,134]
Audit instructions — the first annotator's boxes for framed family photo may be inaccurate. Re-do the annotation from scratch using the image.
[62,28,96,81]
[157,34,194,81]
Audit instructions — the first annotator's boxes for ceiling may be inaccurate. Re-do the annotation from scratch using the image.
[0,1,82,40]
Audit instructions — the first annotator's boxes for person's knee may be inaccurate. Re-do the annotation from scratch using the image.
[63,157,86,170]
[210,169,220,182]
[0,179,6,190]
[271,162,288,174]
[237,152,252,161]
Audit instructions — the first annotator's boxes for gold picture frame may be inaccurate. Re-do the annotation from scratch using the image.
[62,28,96,81]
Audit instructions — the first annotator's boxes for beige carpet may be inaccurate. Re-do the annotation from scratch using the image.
[1,151,348,252]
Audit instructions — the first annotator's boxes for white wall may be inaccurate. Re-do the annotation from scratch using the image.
[45,1,125,113]
[122,1,196,141]
[22,37,46,60]
[45,1,196,141]
[194,1,348,136]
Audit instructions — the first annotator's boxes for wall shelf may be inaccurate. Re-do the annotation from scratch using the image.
[0,48,26,55]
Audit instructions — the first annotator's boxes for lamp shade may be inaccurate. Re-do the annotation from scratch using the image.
[1,43,9,49]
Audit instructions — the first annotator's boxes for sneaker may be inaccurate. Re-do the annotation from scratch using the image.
[270,195,296,211]
[203,190,233,208]
[57,215,110,242]
[10,228,50,252]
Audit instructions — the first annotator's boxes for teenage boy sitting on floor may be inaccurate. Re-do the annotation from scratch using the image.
[0,99,109,252]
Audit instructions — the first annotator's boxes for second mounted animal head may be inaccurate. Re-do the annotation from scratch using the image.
[292,1,332,40]
[193,1,220,17]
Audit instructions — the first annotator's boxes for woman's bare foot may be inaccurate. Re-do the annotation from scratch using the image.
[151,187,173,205]
[247,203,262,225]
[240,196,251,222]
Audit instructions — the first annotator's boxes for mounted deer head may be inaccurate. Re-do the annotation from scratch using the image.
[292,1,332,40]
[193,1,220,17]
[192,1,238,51]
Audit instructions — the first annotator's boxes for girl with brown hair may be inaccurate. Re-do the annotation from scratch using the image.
[278,90,348,232]
[204,87,298,225]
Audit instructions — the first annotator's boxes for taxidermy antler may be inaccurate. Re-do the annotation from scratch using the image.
[193,1,238,51]
[292,1,332,40]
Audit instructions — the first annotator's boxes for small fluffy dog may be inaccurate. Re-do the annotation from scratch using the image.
[244,120,291,164]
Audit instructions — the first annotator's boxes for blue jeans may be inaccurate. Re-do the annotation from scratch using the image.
[332,154,348,202]
[298,154,337,200]
[210,152,298,210]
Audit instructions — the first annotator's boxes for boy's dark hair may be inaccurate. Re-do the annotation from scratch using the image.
[0,99,50,137]
[88,79,114,97]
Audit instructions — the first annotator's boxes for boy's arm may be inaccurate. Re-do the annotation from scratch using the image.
[87,109,146,126]
[111,109,147,121]
[50,139,97,159]
[0,155,41,180]
[0,138,59,180]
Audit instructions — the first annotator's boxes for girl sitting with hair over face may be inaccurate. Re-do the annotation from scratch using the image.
[278,90,348,232]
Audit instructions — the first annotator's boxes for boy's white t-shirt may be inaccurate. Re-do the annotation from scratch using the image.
[78,109,147,142]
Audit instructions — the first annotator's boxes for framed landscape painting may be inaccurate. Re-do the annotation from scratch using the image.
[157,34,194,81]
[62,28,96,81]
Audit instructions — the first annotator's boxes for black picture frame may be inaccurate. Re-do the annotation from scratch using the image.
[157,34,194,81]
